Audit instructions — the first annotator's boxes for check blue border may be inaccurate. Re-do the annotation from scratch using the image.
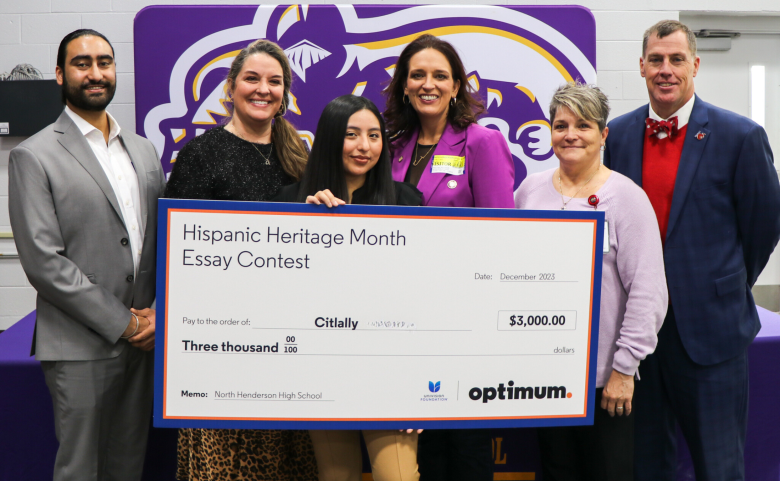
[154,198,604,429]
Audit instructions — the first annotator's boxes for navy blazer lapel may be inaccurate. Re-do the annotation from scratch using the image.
[120,134,149,231]
[55,112,125,225]
[666,96,710,242]
[624,106,648,187]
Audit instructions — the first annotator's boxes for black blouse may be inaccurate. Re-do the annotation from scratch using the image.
[164,126,294,201]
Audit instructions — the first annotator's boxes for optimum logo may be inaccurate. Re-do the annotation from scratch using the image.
[469,381,572,403]
[421,381,447,402]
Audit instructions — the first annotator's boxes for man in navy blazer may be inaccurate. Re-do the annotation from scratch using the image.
[604,20,780,481]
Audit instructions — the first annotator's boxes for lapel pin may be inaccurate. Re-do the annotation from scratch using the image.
[447,180,457,189]
[398,156,403,163]
[696,131,706,140]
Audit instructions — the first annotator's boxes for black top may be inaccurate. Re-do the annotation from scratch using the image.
[404,143,437,187]
[273,181,423,206]
[164,126,294,201]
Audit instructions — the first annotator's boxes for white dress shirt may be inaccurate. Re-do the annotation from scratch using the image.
[65,106,144,275]
[648,94,696,139]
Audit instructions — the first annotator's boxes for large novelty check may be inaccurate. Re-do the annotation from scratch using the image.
[154,200,604,430]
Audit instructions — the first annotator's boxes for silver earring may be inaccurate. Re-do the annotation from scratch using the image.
[600,144,605,151]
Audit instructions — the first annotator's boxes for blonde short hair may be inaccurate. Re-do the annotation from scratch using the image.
[549,82,610,132]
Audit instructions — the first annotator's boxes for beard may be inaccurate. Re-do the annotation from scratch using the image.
[62,76,116,111]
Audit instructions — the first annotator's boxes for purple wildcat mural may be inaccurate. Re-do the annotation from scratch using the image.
[134,5,596,188]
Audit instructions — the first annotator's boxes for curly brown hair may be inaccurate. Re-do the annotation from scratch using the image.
[383,34,485,143]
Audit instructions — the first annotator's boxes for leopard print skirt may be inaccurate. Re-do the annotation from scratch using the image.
[176,428,318,481]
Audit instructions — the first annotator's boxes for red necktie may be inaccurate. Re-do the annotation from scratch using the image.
[645,117,679,138]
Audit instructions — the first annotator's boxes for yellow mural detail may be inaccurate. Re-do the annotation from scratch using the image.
[356,26,573,83]
[299,132,313,147]
[193,97,232,125]
[487,88,503,105]
[517,119,552,144]
[352,81,368,96]
[515,85,536,103]
[289,92,301,115]
[281,4,300,23]
[192,50,241,101]
[467,74,480,92]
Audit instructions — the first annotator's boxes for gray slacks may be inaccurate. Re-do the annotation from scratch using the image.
[41,344,154,481]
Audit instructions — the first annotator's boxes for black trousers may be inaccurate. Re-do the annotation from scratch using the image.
[537,388,634,481]
[417,428,493,481]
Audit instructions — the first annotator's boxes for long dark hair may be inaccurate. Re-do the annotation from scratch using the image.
[297,95,396,205]
[383,34,485,143]
[225,39,307,180]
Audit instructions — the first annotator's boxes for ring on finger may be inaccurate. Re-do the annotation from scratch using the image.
[616,406,624,411]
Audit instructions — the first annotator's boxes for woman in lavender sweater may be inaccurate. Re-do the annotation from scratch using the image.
[514,82,668,481]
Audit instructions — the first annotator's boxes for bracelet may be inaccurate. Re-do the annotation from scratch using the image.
[121,313,140,339]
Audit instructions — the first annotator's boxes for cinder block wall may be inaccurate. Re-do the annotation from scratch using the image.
[1,1,779,329]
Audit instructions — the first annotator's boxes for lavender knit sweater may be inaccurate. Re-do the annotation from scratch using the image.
[515,168,668,387]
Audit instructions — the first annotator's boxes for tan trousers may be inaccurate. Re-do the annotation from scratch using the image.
[309,430,419,481]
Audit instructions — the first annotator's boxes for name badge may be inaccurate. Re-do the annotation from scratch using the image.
[430,155,465,175]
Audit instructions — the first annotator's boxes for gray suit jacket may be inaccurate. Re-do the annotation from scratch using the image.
[9,111,166,361]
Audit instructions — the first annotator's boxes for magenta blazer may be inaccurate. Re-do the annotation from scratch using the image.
[391,122,515,208]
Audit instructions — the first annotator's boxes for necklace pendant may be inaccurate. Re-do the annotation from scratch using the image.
[265,160,270,165]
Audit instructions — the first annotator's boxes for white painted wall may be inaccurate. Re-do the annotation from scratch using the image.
[2,2,780,329]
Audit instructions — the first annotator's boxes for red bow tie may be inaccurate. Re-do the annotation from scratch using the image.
[645,117,679,137]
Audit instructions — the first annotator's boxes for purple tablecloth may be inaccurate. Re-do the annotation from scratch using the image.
[3,308,780,480]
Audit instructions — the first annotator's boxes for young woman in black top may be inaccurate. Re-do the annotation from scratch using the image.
[275,95,422,481]
[275,95,421,207]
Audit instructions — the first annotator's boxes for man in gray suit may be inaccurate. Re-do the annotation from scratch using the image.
[8,29,165,481]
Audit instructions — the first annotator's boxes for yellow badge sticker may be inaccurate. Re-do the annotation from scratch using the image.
[430,155,465,175]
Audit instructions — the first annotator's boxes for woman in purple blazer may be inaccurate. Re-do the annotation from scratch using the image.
[382,34,515,481]
[384,34,515,210]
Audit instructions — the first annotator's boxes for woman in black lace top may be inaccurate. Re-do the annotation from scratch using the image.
[164,39,317,481]
[165,126,293,201]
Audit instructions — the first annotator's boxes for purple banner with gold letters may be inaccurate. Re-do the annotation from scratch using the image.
[133,4,596,189]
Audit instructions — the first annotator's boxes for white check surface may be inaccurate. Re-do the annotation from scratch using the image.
[162,208,599,422]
